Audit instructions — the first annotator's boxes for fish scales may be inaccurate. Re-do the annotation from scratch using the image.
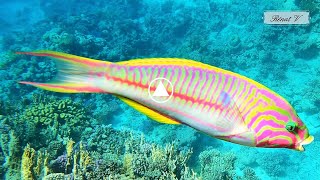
[108,64,246,131]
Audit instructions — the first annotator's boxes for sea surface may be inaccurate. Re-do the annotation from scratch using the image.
[0,0,319,179]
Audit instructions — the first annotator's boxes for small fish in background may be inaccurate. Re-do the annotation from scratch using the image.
[17,50,314,151]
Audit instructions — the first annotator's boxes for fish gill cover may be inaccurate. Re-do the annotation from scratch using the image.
[0,0,319,179]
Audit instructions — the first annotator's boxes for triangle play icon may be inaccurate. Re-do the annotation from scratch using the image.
[153,81,169,97]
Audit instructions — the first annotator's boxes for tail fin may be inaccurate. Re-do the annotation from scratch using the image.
[17,50,111,93]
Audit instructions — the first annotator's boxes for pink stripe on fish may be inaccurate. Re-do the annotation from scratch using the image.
[130,67,136,86]
[186,69,195,97]
[202,72,215,106]
[243,97,269,118]
[154,66,161,80]
[209,73,221,103]
[230,78,239,100]
[198,71,208,100]
[124,66,129,83]
[256,129,272,144]
[249,110,289,129]
[226,76,235,96]
[254,119,284,132]
[240,85,255,109]
[221,75,230,94]
[236,81,247,103]
[138,67,142,84]
[179,68,189,94]
[169,67,175,83]
[176,67,182,91]
[259,89,286,107]
[191,69,201,99]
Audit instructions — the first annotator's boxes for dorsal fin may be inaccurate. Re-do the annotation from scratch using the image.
[116,95,181,125]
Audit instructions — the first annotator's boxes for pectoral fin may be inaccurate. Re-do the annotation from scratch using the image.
[210,91,249,136]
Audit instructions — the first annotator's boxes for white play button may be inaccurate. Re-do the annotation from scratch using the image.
[153,81,169,97]
[148,78,173,103]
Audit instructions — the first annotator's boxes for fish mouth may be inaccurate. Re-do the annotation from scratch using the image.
[296,135,314,152]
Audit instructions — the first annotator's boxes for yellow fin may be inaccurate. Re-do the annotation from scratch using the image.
[116,96,181,125]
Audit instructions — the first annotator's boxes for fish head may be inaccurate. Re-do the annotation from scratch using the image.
[253,97,314,151]
[267,116,313,151]
[284,111,314,151]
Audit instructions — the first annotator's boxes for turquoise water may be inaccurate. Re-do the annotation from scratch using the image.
[0,0,319,179]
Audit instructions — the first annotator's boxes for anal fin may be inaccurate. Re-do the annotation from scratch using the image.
[116,96,181,125]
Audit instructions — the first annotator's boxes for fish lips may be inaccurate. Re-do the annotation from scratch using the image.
[296,135,314,151]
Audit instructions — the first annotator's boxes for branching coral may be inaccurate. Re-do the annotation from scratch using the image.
[0,95,94,167]
[123,134,195,179]
[149,125,199,148]
[20,144,49,180]
[44,128,198,179]
[196,146,261,179]
[21,144,35,179]
[242,167,260,180]
[21,141,91,180]
[15,144,53,180]
[256,152,289,177]
[82,124,129,155]
[20,144,40,180]
[1,131,21,180]
[199,148,236,179]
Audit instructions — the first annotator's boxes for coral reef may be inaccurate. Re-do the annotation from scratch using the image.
[199,148,236,179]
[45,129,198,179]
[82,124,129,155]
[149,125,199,148]
[0,99,17,117]
[242,167,260,180]
[20,97,92,146]
[123,135,194,179]
[0,52,20,69]
[302,79,320,114]
[0,95,94,164]
[24,98,89,128]
[290,78,320,117]
[197,147,260,180]
[0,53,56,102]
[256,152,289,177]
[295,0,320,14]
[0,0,319,179]
[0,130,21,180]
[1,120,201,179]
[21,144,48,179]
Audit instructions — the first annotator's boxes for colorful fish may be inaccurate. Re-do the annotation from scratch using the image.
[18,50,314,151]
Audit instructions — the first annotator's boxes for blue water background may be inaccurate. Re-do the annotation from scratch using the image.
[0,0,319,179]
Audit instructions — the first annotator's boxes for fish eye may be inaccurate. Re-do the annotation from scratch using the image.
[285,121,297,132]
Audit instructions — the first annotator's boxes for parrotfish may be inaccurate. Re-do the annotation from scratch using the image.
[18,50,314,151]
